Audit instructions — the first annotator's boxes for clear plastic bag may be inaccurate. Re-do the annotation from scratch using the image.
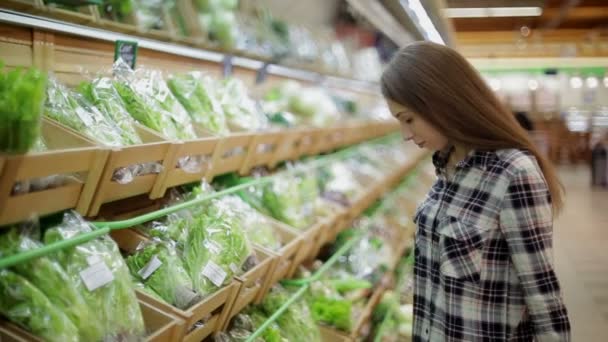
[126,240,201,309]
[0,225,101,341]
[43,211,145,341]
[167,72,229,136]
[219,78,268,132]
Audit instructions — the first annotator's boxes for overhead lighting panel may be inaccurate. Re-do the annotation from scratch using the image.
[443,7,543,18]
[400,0,445,45]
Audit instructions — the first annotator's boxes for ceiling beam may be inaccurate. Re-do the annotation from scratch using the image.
[542,6,608,21]
[542,0,581,29]
[455,29,599,44]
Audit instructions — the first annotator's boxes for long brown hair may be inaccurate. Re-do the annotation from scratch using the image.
[381,41,564,214]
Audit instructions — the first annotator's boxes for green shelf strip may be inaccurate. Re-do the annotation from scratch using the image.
[0,226,110,269]
[0,134,401,269]
[280,232,362,287]
[245,285,311,342]
[247,233,362,342]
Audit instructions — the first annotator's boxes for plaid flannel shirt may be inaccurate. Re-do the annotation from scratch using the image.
[412,148,570,341]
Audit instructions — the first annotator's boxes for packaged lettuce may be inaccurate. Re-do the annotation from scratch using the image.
[113,60,196,141]
[43,211,145,341]
[0,269,79,342]
[261,286,321,342]
[126,241,200,309]
[218,78,267,132]
[262,174,309,229]
[168,72,229,135]
[0,64,47,153]
[0,228,102,341]
[184,210,252,296]
[207,195,281,251]
[78,77,142,145]
[45,76,131,147]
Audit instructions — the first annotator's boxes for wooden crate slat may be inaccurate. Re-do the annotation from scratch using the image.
[102,174,158,203]
[0,183,82,226]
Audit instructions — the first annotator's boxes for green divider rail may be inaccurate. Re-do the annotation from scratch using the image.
[0,133,400,270]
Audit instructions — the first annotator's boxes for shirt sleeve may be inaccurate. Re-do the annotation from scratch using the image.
[499,163,571,342]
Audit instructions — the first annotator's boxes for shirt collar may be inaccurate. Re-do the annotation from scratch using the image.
[432,148,498,174]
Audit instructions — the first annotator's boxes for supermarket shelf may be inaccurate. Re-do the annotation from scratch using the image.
[0,9,380,93]
[0,120,399,224]
[0,145,429,342]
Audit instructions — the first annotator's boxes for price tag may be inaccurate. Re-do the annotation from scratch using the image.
[138,255,163,280]
[202,261,227,287]
[80,260,114,291]
[114,40,138,69]
[229,263,239,274]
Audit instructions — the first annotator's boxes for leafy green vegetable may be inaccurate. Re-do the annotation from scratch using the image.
[262,175,309,229]
[168,72,228,135]
[43,211,145,340]
[0,269,79,342]
[126,242,200,309]
[311,296,352,331]
[78,78,143,145]
[0,65,47,153]
[261,286,321,342]
[218,78,267,132]
[0,229,103,341]
[45,76,135,147]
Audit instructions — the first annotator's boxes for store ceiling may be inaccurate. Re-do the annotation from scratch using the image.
[445,0,608,57]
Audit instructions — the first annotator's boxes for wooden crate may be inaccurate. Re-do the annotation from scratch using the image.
[288,219,326,276]
[39,1,97,25]
[87,126,175,216]
[269,130,305,168]
[137,280,240,342]
[150,136,220,198]
[0,299,186,342]
[0,119,108,226]
[297,128,324,158]
[319,325,353,342]
[262,218,303,289]
[239,131,286,175]
[221,247,276,329]
[324,206,350,243]
[205,133,255,180]
[1,0,42,13]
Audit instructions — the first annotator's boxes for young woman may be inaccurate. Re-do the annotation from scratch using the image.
[381,42,571,341]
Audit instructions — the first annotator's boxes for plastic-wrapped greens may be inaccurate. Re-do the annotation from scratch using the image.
[113,60,197,141]
[126,241,200,309]
[0,64,47,153]
[0,270,79,342]
[183,210,253,296]
[0,228,103,341]
[206,195,282,251]
[45,76,134,147]
[218,78,268,132]
[261,286,321,342]
[262,174,309,229]
[43,211,145,341]
[168,72,229,135]
[78,77,143,146]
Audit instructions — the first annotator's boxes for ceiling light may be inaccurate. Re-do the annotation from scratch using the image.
[586,76,598,89]
[401,0,445,45]
[570,76,583,89]
[443,7,543,18]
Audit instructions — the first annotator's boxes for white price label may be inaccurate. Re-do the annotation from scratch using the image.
[86,255,101,266]
[202,261,227,287]
[229,263,239,274]
[138,255,163,280]
[80,261,114,291]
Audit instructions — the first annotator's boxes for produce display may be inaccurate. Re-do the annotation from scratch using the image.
[0,211,145,341]
[0,64,47,154]
[219,285,322,342]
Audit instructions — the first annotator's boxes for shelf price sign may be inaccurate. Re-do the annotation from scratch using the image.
[114,40,138,69]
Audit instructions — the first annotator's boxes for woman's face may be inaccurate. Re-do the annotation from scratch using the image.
[387,100,449,151]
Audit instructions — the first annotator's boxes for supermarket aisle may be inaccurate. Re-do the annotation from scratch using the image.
[553,165,608,342]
